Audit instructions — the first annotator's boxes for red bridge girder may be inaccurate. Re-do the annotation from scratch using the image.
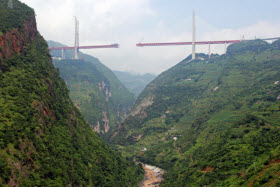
[49,44,119,50]
[136,40,241,47]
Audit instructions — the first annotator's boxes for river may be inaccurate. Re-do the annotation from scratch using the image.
[139,164,165,187]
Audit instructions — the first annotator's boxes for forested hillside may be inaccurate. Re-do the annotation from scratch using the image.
[0,1,143,186]
[113,71,156,97]
[49,41,135,135]
[112,39,280,186]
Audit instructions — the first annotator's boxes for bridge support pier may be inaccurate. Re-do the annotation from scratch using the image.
[61,49,65,59]
[225,42,227,54]
[208,43,211,58]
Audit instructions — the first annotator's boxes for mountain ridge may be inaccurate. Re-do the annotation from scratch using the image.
[0,1,143,186]
[111,39,280,186]
[113,70,156,97]
[48,40,135,136]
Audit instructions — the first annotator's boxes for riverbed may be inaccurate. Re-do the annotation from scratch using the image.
[139,164,165,187]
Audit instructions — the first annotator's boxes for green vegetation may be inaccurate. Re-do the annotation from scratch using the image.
[53,58,135,136]
[112,40,280,186]
[0,2,143,186]
[113,71,156,97]
[49,40,135,136]
[0,0,34,33]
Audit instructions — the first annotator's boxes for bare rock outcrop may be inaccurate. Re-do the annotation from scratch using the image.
[0,15,37,63]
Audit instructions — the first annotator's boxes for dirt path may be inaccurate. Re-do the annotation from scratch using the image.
[139,164,164,187]
[174,141,183,158]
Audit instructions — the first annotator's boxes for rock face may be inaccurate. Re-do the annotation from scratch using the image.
[130,95,154,118]
[0,1,144,186]
[93,121,101,133]
[98,81,112,102]
[93,111,110,134]
[0,15,37,62]
[140,164,165,187]
[102,111,110,133]
[51,46,135,137]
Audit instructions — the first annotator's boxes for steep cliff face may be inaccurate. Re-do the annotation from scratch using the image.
[0,1,143,186]
[50,44,135,137]
[0,0,36,63]
[0,15,37,62]
[98,81,112,102]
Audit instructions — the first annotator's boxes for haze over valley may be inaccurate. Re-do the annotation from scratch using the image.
[1,0,280,186]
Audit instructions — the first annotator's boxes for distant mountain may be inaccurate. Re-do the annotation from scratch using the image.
[113,71,156,97]
[48,40,135,135]
[111,40,280,186]
[0,0,143,186]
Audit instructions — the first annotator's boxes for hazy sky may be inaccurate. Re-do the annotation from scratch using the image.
[20,0,280,74]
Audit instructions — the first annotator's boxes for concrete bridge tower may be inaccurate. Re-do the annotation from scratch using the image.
[74,17,79,59]
[192,11,196,60]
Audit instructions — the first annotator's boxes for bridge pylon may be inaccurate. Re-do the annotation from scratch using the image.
[192,11,196,60]
[74,17,79,59]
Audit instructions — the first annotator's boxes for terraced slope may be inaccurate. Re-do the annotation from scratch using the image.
[112,40,280,186]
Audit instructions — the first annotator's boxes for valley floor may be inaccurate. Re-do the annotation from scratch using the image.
[139,164,164,187]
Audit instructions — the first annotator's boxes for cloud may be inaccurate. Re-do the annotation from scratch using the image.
[20,0,280,74]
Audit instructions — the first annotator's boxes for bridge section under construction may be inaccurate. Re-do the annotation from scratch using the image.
[136,12,280,59]
[49,17,119,59]
[49,13,280,60]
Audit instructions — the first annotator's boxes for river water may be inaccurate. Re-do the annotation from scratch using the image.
[139,164,165,187]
